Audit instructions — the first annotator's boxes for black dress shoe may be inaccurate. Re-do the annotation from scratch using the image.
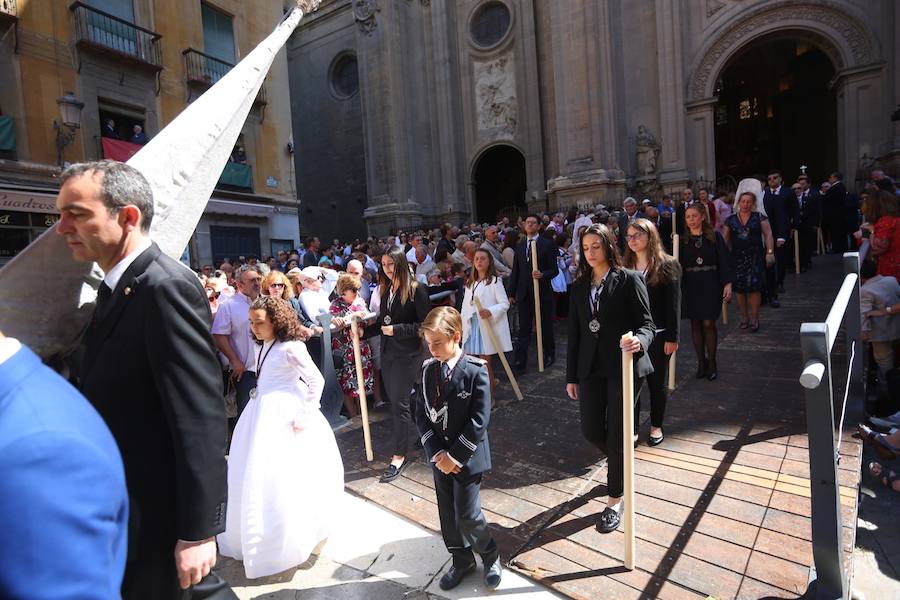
[596,505,621,533]
[695,364,707,379]
[439,563,475,591]
[648,431,664,447]
[379,458,411,483]
[706,371,718,381]
[484,557,502,590]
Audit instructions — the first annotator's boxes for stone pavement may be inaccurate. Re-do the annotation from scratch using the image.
[218,492,563,599]
[332,254,879,599]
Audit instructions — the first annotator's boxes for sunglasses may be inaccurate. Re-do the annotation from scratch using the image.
[270,283,286,288]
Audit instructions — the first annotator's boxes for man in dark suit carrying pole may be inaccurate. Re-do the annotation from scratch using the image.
[56,160,233,600]
[508,214,557,373]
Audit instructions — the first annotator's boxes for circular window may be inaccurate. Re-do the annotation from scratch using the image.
[331,54,359,98]
[470,1,511,48]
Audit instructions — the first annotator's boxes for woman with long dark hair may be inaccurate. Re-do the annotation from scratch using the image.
[565,224,655,534]
[623,219,680,446]
[365,246,431,482]
[680,203,733,380]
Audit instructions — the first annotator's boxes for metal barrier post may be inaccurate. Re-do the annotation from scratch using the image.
[799,322,848,600]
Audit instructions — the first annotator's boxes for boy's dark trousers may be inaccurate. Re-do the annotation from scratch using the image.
[433,468,498,569]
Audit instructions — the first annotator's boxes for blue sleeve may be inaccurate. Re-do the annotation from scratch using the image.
[0,433,127,600]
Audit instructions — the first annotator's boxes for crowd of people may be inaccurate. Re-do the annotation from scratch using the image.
[3,158,899,599]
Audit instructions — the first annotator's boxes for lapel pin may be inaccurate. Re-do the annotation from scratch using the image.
[458,390,471,399]
[124,287,133,296]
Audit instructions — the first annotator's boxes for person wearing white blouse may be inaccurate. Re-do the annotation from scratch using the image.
[461,249,512,398]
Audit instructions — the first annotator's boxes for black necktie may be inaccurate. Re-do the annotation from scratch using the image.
[91,283,112,328]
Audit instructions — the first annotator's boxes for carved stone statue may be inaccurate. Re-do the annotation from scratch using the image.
[636,124,659,177]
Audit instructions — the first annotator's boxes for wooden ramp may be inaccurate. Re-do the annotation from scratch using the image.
[335,254,861,599]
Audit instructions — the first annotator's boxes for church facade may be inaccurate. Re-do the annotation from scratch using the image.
[287,0,899,239]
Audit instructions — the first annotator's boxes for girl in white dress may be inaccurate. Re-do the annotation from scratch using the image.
[218,295,344,579]
[460,248,512,398]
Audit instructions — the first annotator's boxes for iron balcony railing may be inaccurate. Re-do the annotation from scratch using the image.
[1,0,17,18]
[69,1,162,70]
[182,48,267,106]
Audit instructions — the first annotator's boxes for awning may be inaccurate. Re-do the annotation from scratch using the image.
[0,190,58,214]
[205,197,273,218]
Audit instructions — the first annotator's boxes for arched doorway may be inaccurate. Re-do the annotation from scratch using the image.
[713,36,837,184]
[473,145,526,223]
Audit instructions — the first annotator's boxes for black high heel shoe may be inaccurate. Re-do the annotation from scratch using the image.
[695,360,707,379]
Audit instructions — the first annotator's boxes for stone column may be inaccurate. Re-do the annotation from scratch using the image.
[545,0,624,209]
[654,0,689,187]
[356,0,424,235]
[685,97,716,193]
[833,64,888,190]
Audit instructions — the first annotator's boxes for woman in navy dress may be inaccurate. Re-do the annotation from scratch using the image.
[722,191,775,333]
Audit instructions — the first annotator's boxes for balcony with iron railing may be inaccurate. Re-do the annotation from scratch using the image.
[69,1,162,71]
[182,48,267,106]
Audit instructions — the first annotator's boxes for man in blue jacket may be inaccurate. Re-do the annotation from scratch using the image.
[0,331,128,599]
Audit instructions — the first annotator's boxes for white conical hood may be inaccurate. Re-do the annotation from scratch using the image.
[0,2,318,357]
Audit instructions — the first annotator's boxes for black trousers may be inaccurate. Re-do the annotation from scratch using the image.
[640,337,669,428]
[123,557,236,600]
[382,352,420,457]
[578,373,643,499]
[798,225,815,268]
[514,292,555,366]
[764,259,779,299]
[433,468,498,569]
[826,212,847,253]
[776,240,791,285]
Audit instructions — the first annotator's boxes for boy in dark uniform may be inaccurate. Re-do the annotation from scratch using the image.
[415,306,501,591]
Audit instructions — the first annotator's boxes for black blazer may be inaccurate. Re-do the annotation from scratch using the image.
[508,236,557,301]
[645,257,682,344]
[798,191,821,229]
[79,243,227,559]
[365,283,432,358]
[414,354,492,475]
[566,267,656,383]
[762,187,789,240]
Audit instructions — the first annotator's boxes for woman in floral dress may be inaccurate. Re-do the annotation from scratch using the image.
[329,273,374,418]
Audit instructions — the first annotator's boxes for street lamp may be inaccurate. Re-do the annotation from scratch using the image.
[54,91,84,166]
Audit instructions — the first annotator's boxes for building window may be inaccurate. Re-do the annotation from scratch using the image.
[87,0,135,22]
[470,1,511,49]
[202,3,235,63]
[330,54,359,99]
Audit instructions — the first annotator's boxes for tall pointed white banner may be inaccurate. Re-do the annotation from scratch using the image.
[0,2,318,358]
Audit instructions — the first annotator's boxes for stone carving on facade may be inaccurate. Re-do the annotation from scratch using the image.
[706,0,728,17]
[635,125,659,177]
[689,2,875,101]
[353,0,379,36]
[474,54,517,138]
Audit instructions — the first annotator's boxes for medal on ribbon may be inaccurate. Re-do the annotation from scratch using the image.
[383,315,392,325]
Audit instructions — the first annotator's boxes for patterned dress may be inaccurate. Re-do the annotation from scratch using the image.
[724,211,766,293]
[329,297,374,398]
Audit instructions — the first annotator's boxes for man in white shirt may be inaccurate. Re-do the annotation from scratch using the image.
[410,244,436,279]
[212,264,262,415]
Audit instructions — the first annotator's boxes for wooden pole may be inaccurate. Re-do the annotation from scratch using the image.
[474,297,523,401]
[668,232,679,391]
[817,226,825,255]
[620,331,636,571]
[794,229,801,274]
[349,316,374,461]
[722,298,728,325]
[531,239,545,373]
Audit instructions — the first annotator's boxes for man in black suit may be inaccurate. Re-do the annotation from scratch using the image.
[763,170,796,294]
[795,175,821,271]
[821,171,848,253]
[56,161,232,599]
[508,214,557,372]
[761,171,789,306]
[302,236,321,267]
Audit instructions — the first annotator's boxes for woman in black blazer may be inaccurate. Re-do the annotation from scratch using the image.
[365,246,431,482]
[566,224,656,534]
[623,219,681,447]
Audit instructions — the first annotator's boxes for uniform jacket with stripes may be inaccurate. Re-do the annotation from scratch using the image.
[414,354,492,476]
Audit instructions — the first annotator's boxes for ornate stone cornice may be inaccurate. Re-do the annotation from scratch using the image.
[688,1,876,101]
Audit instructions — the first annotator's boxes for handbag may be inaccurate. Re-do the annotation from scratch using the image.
[223,376,238,419]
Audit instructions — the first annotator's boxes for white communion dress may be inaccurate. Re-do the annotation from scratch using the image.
[218,339,344,578]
